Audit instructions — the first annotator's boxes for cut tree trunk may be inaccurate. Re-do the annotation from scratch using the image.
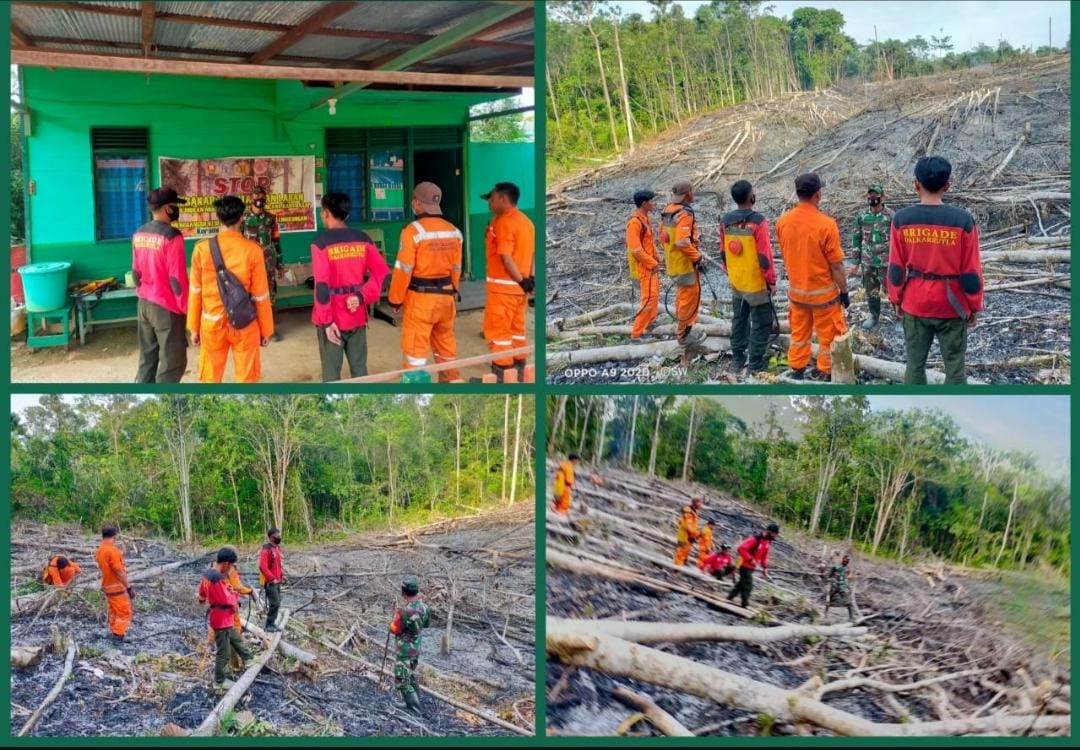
[187,610,291,736]
[611,686,692,736]
[11,645,44,668]
[549,618,868,644]
[830,329,857,383]
[18,638,76,737]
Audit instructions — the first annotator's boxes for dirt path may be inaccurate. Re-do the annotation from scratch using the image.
[10,506,535,737]
[544,465,1070,737]
[11,306,535,383]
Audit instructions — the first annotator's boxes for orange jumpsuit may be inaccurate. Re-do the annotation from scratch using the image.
[389,217,464,381]
[186,228,274,383]
[696,525,714,569]
[628,210,660,339]
[43,557,81,587]
[553,458,576,515]
[662,202,702,342]
[94,539,131,637]
[674,506,700,566]
[484,206,535,368]
[775,203,848,374]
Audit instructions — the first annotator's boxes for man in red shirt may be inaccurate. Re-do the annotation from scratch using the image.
[132,187,189,383]
[887,156,983,384]
[701,543,736,582]
[310,192,390,381]
[198,547,252,691]
[259,527,285,632]
[727,523,779,609]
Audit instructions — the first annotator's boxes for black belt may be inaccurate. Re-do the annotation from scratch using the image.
[330,284,363,295]
[104,589,128,597]
[908,268,960,280]
[210,604,235,611]
[408,276,457,296]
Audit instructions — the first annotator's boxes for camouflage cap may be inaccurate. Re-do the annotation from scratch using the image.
[867,184,884,195]
[402,577,420,596]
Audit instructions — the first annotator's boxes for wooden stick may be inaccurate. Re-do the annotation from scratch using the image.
[239,616,317,665]
[987,121,1031,183]
[18,638,76,737]
[189,610,291,736]
[611,686,694,736]
[549,617,869,645]
[339,346,533,383]
[984,276,1069,292]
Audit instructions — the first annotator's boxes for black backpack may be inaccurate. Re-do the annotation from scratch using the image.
[209,237,257,330]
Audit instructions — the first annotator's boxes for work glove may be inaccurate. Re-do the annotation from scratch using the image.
[838,291,851,308]
[693,259,706,273]
[517,277,535,294]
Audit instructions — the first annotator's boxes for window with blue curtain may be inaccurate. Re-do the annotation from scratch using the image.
[326,153,365,225]
[92,128,150,241]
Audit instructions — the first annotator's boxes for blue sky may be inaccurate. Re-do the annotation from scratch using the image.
[610,1,1070,50]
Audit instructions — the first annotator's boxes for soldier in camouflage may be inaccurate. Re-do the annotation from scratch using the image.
[243,186,284,340]
[390,577,431,716]
[825,555,855,621]
[847,185,894,330]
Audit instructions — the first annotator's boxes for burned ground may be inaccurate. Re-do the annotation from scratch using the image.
[547,56,1070,384]
[544,465,1070,737]
[10,506,535,738]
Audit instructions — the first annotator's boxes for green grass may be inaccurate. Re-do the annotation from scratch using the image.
[982,569,1070,666]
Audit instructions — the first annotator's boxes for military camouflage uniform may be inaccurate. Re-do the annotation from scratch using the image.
[826,562,854,618]
[243,211,283,303]
[393,598,431,695]
[851,206,894,319]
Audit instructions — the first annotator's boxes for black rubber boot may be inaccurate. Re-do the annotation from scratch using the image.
[490,364,510,382]
[514,360,527,382]
[790,368,806,380]
[404,691,423,716]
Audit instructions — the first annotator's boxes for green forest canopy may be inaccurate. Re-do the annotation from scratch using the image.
[548,395,1070,575]
[11,394,535,545]
[547,0,1070,173]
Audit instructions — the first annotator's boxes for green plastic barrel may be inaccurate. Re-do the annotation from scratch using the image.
[18,262,72,312]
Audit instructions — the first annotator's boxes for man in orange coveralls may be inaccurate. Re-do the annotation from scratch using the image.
[660,180,706,349]
[388,182,464,381]
[94,525,132,642]
[775,173,850,381]
[311,192,390,381]
[482,182,535,382]
[186,195,274,382]
[696,519,716,569]
[674,498,703,566]
[42,555,81,588]
[552,452,580,516]
[627,189,661,339]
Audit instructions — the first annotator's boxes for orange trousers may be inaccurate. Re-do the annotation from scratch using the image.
[696,541,713,569]
[674,542,693,566]
[787,302,848,374]
[198,322,262,383]
[674,282,700,341]
[484,293,527,368]
[553,489,571,515]
[401,291,458,382]
[631,273,660,339]
[106,591,132,637]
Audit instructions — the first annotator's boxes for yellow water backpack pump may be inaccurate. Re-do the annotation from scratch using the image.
[723,223,768,295]
[661,205,696,280]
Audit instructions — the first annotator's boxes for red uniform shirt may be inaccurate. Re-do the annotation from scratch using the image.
[887,204,983,319]
[310,228,390,330]
[259,543,283,584]
[736,533,771,570]
[132,219,188,315]
[701,551,734,575]
[198,568,239,630]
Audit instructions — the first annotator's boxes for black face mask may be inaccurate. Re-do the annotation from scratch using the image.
[253,199,266,209]
[165,205,180,221]
[271,536,282,545]
[868,197,882,207]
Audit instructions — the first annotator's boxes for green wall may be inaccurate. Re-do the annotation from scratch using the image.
[466,141,538,278]
[22,68,532,283]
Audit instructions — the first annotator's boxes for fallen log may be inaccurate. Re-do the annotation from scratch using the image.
[984,275,1069,292]
[549,618,868,645]
[18,638,76,737]
[546,546,754,618]
[611,686,694,737]
[239,616,317,665]
[816,668,988,699]
[11,645,45,668]
[548,338,722,368]
[980,250,1070,263]
[986,121,1030,184]
[546,625,1071,737]
[554,304,637,331]
[187,609,291,736]
[317,637,533,736]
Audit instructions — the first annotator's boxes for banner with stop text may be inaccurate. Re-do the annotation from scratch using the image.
[158,155,317,238]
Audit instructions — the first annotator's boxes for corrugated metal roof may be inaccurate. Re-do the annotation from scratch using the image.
[156,1,328,26]
[281,35,392,62]
[427,48,525,69]
[154,19,280,54]
[330,1,490,37]
[13,6,140,44]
